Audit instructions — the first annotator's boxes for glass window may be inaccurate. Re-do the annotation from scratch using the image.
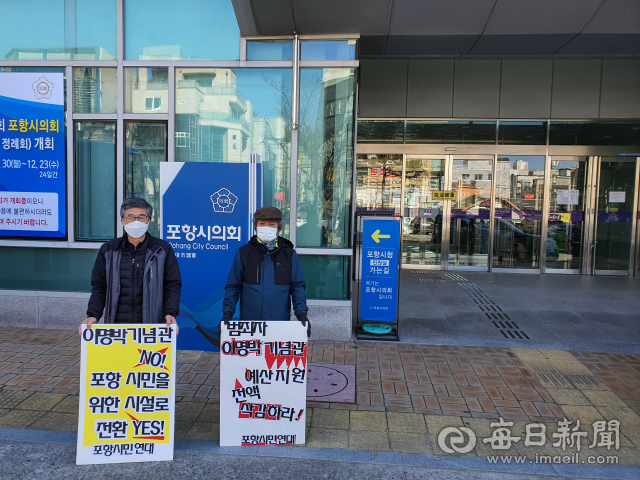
[76,122,116,241]
[297,69,356,248]
[247,41,293,61]
[355,154,403,214]
[546,158,589,271]
[125,123,167,238]
[73,68,117,113]
[498,122,547,145]
[300,41,356,61]
[0,247,96,292]
[125,68,168,114]
[175,68,293,237]
[125,0,240,60]
[450,158,493,267]
[298,255,350,300]
[357,120,404,143]
[549,122,640,145]
[402,158,446,266]
[493,156,546,269]
[0,0,116,61]
[406,121,496,144]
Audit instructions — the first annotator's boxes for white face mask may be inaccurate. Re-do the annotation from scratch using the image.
[124,220,149,239]
[257,226,278,243]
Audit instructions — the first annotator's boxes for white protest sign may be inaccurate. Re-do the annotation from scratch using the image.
[220,321,307,446]
[76,325,177,465]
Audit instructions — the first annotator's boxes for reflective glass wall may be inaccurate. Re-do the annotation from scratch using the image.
[297,69,355,249]
[0,5,358,300]
[174,68,293,238]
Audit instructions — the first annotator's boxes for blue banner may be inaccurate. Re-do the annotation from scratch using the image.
[360,218,400,322]
[161,162,258,351]
[0,73,65,238]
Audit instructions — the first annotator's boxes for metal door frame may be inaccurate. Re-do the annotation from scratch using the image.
[543,155,596,275]
[401,154,448,270]
[592,156,639,276]
[447,155,496,272]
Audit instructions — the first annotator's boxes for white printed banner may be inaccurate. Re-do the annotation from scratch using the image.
[220,321,307,446]
[76,325,177,465]
[0,191,58,231]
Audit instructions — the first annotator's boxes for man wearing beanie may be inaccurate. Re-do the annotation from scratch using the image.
[220,206,310,335]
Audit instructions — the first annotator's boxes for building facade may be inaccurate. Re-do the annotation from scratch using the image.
[1,0,639,340]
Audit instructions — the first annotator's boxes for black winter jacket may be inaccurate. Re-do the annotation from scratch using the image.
[86,234,182,323]
[115,236,149,323]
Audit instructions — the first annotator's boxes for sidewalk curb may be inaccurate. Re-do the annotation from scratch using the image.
[1,427,637,479]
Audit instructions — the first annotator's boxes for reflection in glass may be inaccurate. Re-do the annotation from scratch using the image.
[594,159,637,272]
[125,0,239,60]
[125,68,168,114]
[300,41,356,61]
[357,120,404,143]
[1,0,116,60]
[549,122,640,146]
[406,121,496,144]
[355,154,403,214]
[76,122,116,240]
[0,247,96,292]
[247,41,293,61]
[546,158,588,270]
[175,68,292,237]
[450,159,492,267]
[498,122,546,145]
[403,158,445,266]
[125,123,167,238]
[297,69,355,248]
[73,68,117,113]
[298,256,350,300]
[493,156,546,268]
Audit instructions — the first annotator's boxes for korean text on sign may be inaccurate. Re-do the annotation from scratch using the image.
[220,321,308,446]
[76,325,176,465]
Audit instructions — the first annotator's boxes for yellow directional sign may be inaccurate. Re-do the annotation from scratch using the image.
[371,229,391,243]
[432,191,457,201]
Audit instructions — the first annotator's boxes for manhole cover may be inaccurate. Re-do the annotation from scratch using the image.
[306,364,355,403]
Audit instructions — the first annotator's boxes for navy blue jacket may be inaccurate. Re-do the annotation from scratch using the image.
[223,236,308,320]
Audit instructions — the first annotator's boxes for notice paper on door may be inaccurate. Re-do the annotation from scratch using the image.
[557,189,579,205]
[609,191,626,203]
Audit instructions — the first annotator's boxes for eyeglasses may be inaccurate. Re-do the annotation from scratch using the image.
[123,214,150,224]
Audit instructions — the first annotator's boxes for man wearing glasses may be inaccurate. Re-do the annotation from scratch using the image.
[79,198,182,334]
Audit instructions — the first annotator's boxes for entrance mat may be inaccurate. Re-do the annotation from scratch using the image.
[306,363,355,403]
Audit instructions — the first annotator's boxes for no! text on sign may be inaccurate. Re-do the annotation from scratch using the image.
[76,325,177,465]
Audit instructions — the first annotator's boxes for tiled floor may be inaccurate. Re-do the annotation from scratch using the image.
[2,328,640,422]
[2,328,640,465]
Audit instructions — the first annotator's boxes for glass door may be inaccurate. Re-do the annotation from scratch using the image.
[449,156,494,268]
[493,156,546,269]
[593,157,639,275]
[402,157,446,266]
[545,157,592,273]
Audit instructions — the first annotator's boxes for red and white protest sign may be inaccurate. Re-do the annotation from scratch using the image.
[219,321,307,446]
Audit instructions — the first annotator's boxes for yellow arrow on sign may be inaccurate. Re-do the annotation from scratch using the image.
[371,229,391,243]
